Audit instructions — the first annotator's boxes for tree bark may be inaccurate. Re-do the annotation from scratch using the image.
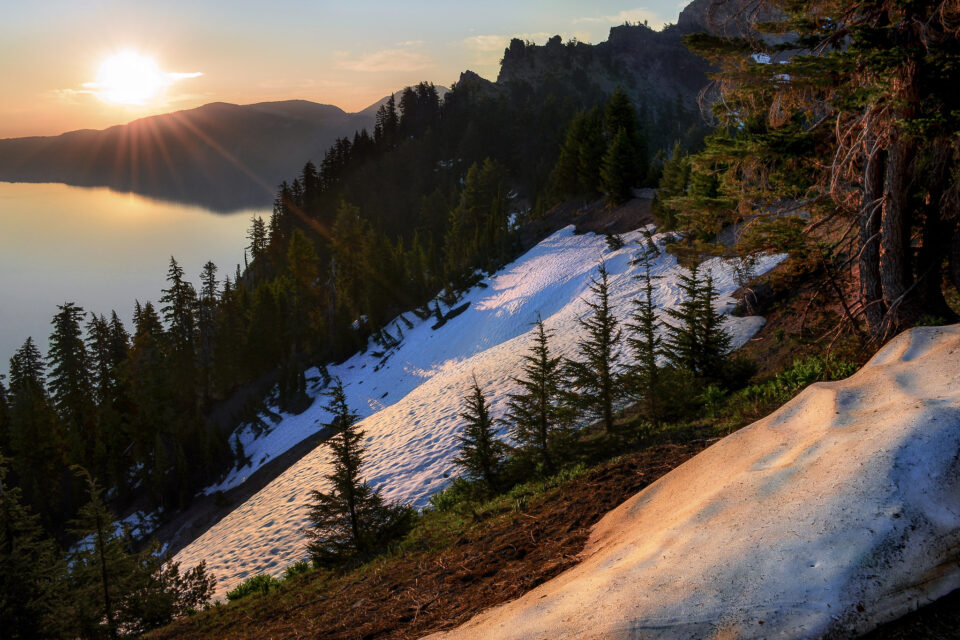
[949,218,960,299]
[879,137,920,336]
[917,194,957,321]
[860,142,886,337]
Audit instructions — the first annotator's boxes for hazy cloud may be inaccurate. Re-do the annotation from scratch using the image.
[396,40,425,47]
[463,32,553,52]
[574,7,669,30]
[462,32,555,71]
[336,49,433,72]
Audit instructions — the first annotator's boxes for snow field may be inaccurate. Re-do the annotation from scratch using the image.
[174,225,783,598]
[428,324,960,639]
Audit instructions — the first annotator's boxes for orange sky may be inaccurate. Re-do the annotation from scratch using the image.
[0,1,684,138]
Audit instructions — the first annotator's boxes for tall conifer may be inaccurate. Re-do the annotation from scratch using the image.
[504,318,567,473]
[565,263,623,433]
[454,374,503,492]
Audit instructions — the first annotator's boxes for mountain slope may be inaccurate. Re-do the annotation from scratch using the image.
[172,225,784,599]
[428,324,960,640]
[0,100,374,211]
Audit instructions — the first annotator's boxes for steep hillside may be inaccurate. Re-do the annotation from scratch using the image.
[429,325,960,639]
[173,225,784,599]
[0,100,373,211]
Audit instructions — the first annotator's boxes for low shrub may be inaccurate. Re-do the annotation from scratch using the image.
[225,574,281,601]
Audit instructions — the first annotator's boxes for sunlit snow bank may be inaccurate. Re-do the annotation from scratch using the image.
[175,225,784,598]
[428,324,960,640]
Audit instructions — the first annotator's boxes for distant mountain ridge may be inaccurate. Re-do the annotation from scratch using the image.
[0,99,378,212]
[0,0,739,212]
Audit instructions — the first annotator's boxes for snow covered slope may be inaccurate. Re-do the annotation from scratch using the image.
[174,225,783,598]
[428,324,960,640]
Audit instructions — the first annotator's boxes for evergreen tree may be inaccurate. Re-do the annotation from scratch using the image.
[63,467,130,639]
[0,376,9,456]
[197,261,219,398]
[565,262,623,433]
[160,257,198,357]
[0,456,62,639]
[504,318,568,473]
[48,302,95,465]
[652,142,690,228]
[160,257,199,414]
[600,127,638,205]
[305,379,410,566]
[246,216,268,270]
[6,338,65,529]
[62,467,215,638]
[603,87,647,188]
[662,264,731,381]
[453,374,503,492]
[683,0,960,338]
[86,314,129,492]
[625,251,666,424]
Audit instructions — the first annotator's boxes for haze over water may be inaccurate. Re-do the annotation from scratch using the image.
[0,181,257,369]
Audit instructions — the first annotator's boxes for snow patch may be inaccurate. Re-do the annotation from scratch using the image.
[427,325,960,639]
[175,225,784,598]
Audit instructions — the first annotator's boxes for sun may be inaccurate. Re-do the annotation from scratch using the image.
[91,52,167,106]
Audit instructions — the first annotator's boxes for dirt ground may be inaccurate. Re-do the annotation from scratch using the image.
[150,442,708,640]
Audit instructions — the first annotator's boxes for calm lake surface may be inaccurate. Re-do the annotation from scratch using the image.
[0,182,262,370]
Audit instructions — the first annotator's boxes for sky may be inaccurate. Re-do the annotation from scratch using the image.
[1,1,689,138]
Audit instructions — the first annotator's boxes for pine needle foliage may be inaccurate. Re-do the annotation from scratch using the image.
[625,250,666,424]
[305,378,411,567]
[0,456,62,639]
[504,318,568,474]
[565,262,623,433]
[662,264,731,381]
[454,374,504,494]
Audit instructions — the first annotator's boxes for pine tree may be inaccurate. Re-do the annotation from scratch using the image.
[625,251,665,424]
[63,467,130,639]
[160,257,198,357]
[197,261,219,398]
[603,87,647,188]
[565,262,623,433]
[86,314,129,491]
[454,374,503,492]
[600,127,638,206]
[663,264,731,381]
[160,257,199,414]
[504,318,568,473]
[305,379,409,566]
[48,302,95,465]
[0,456,62,639]
[682,1,960,338]
[652,142,690,229]
[62,467,215,637]
[0,376,9,456]
[246,216,268,271]
[6,338,65,529]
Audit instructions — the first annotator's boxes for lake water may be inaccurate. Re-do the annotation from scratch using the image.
[0,182,262,371]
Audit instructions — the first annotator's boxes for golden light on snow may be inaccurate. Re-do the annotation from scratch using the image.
[84,51,201,106]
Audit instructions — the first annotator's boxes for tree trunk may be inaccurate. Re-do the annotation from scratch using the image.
[917,197,957,321]
[860,143,886,337]
[879,137,920,336]
[948,217,960,300]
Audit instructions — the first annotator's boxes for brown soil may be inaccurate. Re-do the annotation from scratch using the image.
[518,196,654,253]
[149,442,708,640]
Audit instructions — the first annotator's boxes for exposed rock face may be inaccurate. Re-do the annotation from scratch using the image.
[496,24,711,108]
[428,324,960,639]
